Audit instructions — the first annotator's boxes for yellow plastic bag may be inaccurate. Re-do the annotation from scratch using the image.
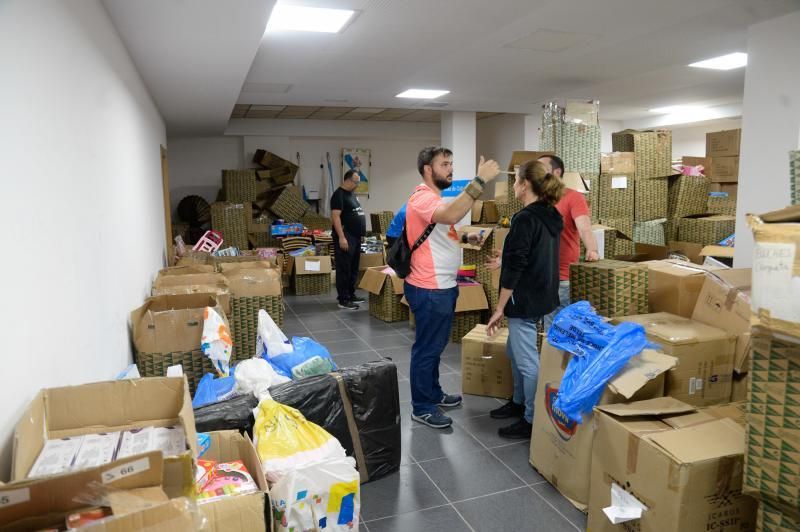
[254,400,346,483]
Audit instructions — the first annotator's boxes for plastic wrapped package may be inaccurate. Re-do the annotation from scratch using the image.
[271,457,360,532]
[547,302,653,424]
[266,337,337,380]
[253,400,347,483]
[269,360,401,483]
[234,357,290,401]
[194,394,259,437]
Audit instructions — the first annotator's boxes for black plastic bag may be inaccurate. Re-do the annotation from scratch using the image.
[193,394,259,437]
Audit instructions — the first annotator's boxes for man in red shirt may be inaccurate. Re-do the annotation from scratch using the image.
[538,155,599,331]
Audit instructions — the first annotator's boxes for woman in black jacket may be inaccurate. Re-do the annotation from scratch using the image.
[486,160,564,439]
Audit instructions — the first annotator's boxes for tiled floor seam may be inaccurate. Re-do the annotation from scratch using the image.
[361,502,452,524]
[414,464,478,532]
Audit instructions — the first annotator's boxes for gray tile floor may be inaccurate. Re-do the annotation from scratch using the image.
[283,289,588,532]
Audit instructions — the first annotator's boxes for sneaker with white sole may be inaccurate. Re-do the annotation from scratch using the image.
[351,296,366,304]
[437,393,462,408]
[338,301,359,310]
[411,411,452,429]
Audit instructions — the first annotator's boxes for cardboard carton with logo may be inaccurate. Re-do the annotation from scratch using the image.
[710,156,740,183]
[587,397,758,532]
[290,256,332,296]
[706,129,741,158]
[199,431,271,532]
[614,312,736,406]
[643,259,719,318]
[691,268,752,373]
[360,266,407,323]
[461,324,512,399]
[529,341,677,509]
[13,377,198,499]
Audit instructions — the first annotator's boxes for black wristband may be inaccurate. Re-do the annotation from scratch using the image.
[474,176,486,186]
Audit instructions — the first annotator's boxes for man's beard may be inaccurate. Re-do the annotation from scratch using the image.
[432,171,454,191]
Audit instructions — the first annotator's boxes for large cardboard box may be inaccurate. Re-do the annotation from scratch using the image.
[360,266,407,323]
[748,205,800,338]
[529,341,676,509]
[744,327,800,520]
[158,265,215,276]
[643,260,718,318]
[569,260,649,318]
[359,252,385,271]
[691,268,752,373]
[682,156,711,175]
[200,431,270,532]
[0,451,166,530]
[611,129,672,179]
[151,273,231,314]
[291,256,332,296]
[12,377,197,499]
[451,284,489,343]
[679,214,736,245]
[220,264,282,298]
[600,152,635,175]
[587,397,758,532]
[710,155,740,183]
[666,241,706,265]
[706,128,741,157]
[758,501,800,532]
[615,313,736,406]
[461,324,512,399]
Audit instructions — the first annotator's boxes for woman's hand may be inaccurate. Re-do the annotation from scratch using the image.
[486,309,504,337]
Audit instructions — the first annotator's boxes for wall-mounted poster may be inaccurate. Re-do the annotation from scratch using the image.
[342,148,370,194]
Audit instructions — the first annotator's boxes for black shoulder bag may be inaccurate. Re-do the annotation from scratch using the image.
[387,222,435,279]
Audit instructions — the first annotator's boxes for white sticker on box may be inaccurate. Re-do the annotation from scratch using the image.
[101,457,150,484]
[592,228,605,259]
[752,242,800,323]
[689,377,697,395]
[305,260,321,272]
[603,483,648,524]
[611,176,628,189]
[695,378,703,391]
[0,488,30,508]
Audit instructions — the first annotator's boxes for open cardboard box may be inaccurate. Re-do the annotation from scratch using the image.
[219,264,282,298]
[289,255,332,276]
[12,376,198,499]
[359,266,403,297]
[200,431,271,532]
[151,273,231,314]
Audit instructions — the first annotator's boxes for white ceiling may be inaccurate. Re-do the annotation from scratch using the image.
[104,0,800,133]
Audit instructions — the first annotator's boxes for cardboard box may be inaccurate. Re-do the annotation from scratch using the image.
[710,182,738,198]
[503,151,555,211]
[744,327,800,520]
[158,265,215,276]
[461,324,512,399]
[151,273,231,314]
[710,156,739,183]
[587,397,758,532]
[758,501,800,532]
[643,260,718,318]
[529,342,676,509]
[681,156,711,176]
[471,200,499,224]
[611,129,672,179]
[666,241,706,265]
[600,152,635,175]
[220,265,282,298]
[12,377,197,499]
[706,128,741,157]
[569,260,649,318]
[494,180,508,203]
[691,268,752,373]
[131,294,225,356]
[748,205,800,338]
[615,312,736,406]
[291,256,332,296]
[359,252,385,271]
[451,284,490,343]
[678,214,736,245]
[200,431,270,532]
[0,451,166,530]
[360,266,408,323]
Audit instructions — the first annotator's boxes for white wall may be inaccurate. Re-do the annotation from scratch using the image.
[477,114,525,170]
[735,10,800,266]
[668,119,743,159]
[168,119,439,229]
[0,0,166,479]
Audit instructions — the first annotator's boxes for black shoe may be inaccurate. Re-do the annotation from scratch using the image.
[351,296,366,304]
[338,301,359,310]
[490,401,524,419]
[498,418,532,439]
[437,393,462,408]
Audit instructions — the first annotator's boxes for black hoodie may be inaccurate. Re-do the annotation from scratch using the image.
[499,201,563,319]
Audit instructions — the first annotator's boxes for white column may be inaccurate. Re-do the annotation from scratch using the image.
[734,10,800,266]
[441,111,477,180]
[524,112,542,150]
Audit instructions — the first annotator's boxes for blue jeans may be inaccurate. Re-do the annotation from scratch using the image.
[507,318,541,423]
[404,283,458,416]
[543,281,571,335]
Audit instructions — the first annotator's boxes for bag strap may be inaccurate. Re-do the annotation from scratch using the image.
[410,223,436,252]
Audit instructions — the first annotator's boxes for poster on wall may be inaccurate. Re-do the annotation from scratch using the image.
[342,148,370,194]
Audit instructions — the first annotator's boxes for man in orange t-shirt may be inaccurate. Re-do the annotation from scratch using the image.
[538,155,599,331]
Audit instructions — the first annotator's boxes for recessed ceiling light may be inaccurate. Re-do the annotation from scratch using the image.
[396,89,450,99]
[689,52,747,70]
[649,105,705,114]
[266,5,355,33]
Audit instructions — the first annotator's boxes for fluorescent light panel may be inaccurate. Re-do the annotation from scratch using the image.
[689,52,747,70]
[649,105,705,114]
[396,89,450,99]
[266,5,355,33]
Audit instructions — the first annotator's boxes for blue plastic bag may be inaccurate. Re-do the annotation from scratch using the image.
[547,302,654,424]
[265,337,337,380]
[192,371,237,409]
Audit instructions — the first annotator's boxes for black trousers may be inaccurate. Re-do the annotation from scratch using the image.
[333,233,361,303]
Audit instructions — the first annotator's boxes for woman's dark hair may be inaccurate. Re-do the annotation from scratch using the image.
[518,160,564,206]
[417,146,453,176]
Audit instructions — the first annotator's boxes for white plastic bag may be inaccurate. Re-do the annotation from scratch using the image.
[234,357,290,401]
[271,457,360,532]
[201,307,233,376]
[256,309,293,358]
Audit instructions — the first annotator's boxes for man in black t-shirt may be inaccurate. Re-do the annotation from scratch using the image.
[330,170,367,310]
